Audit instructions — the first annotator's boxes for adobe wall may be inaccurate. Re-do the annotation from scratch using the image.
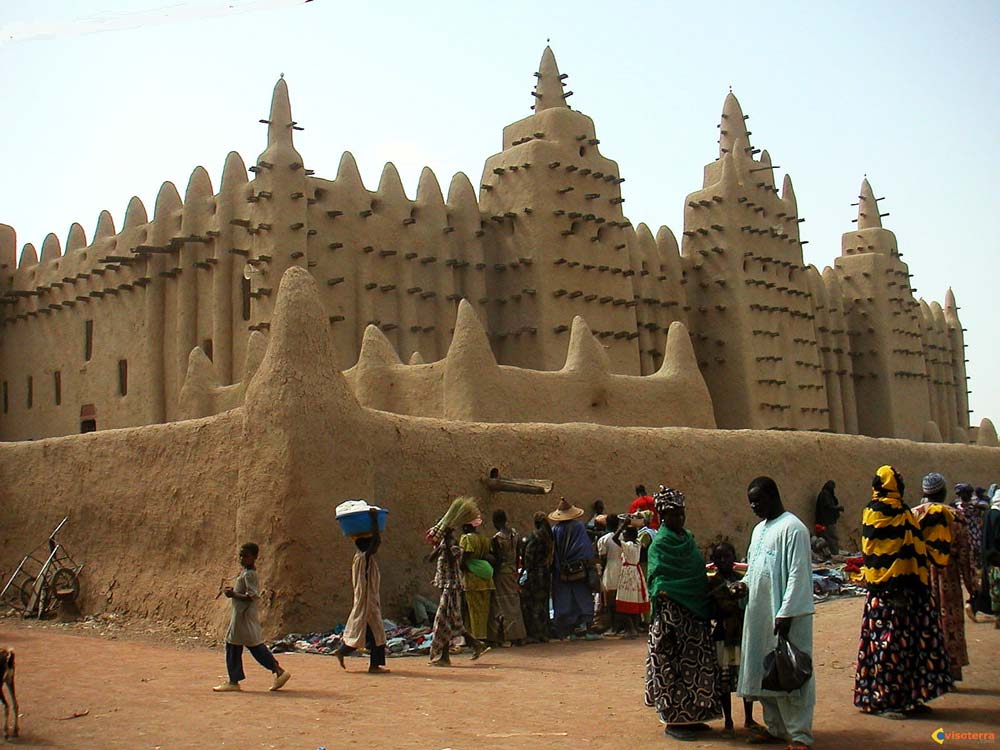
[0,412,240,632]
[2,269,996,638]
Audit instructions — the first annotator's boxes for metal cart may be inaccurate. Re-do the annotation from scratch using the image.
[1,517,84,618]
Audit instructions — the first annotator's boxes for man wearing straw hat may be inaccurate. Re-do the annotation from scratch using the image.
[549,498,600,640]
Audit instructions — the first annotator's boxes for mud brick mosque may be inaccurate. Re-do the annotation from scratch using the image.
[0,47,991,446]
[1,48,998,632]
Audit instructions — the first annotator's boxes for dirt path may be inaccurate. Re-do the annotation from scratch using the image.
[1,597,997,749]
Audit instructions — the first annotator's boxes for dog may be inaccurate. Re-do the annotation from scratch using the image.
[0,648,18,739]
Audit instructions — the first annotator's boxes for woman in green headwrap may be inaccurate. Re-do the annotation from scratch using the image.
[644,486,721,742]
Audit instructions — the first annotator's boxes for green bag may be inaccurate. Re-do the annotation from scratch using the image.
[467,558,494,580]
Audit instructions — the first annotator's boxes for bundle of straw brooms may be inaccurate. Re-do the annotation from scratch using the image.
[425,496,482,545]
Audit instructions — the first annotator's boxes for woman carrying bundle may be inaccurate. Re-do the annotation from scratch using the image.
[426,498,490,666]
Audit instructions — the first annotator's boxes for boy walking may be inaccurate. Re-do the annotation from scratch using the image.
[213,542,291,692]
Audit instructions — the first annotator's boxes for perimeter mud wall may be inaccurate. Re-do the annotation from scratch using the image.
[2,269,998,637]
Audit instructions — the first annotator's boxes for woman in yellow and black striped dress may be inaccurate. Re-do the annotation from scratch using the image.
[853,465,953,719]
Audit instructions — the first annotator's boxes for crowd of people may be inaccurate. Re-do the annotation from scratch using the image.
[211,473,1000,750]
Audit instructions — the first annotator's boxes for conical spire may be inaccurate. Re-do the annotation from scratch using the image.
[376,162,407,200]
[944,287,957,312]
[242,330,268,384]
[856,178,881,230]
[756,150,773,186]
[416,167,445,206]
[153,182,181,220]
[266,78,294,148]
[655,321,700,379]
[335,151,365,189]
[943,288,961,326]
[719,92,750,157]
[532,46,569,112]
[94,210,116,239]
[40,233,62,262]
[123,196,148,229]
[0,224,15,270]
[184,166,214,202]
[178,346,217,420]
[66,223,88,251]
[445,299,498,367]
[18,243,37,268]
[563,316,611,374]
[358,324,403,367]
[781,174,797,210]
[221,151,249,192]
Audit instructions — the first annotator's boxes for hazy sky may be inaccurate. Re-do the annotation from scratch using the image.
[2,0,998,430]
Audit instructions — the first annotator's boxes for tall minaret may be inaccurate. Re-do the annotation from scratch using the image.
[835,178,929,439]
[246,78,309,330]
[479,47,637,372]
[944,288,971,440]
[682,91,823,431]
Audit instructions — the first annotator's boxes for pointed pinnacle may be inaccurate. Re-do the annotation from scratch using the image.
[267,78,294,148]
[533,46,569,113]
[857,178,881,230]
[719,91,749,158]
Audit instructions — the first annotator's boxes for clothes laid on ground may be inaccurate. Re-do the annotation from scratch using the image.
[644,596,722,724]
[738,511,815,748]
[854,468,953,713]
[551,519,595,636]
[615,539,649,615]
[914,500,977,679]
[489,527,527,642]
[810,566,867,599]
[340,550,386,652]
[521,527,553,641]
[460,531,495,640]
[270,620,436,658]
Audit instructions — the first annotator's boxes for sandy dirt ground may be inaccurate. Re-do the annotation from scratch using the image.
[0,597,997,750]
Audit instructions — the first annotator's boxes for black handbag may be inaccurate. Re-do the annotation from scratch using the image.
[558,530,589,582]
[761,635,813,691]
[560,559,587,582]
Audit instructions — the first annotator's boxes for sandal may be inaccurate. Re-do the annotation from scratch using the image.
[747,726,784,744]
[665,726,697,741]
[874,710,906,720]
[785,744,811,750]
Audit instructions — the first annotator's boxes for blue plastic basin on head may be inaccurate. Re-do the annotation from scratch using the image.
[336,508,389,537]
